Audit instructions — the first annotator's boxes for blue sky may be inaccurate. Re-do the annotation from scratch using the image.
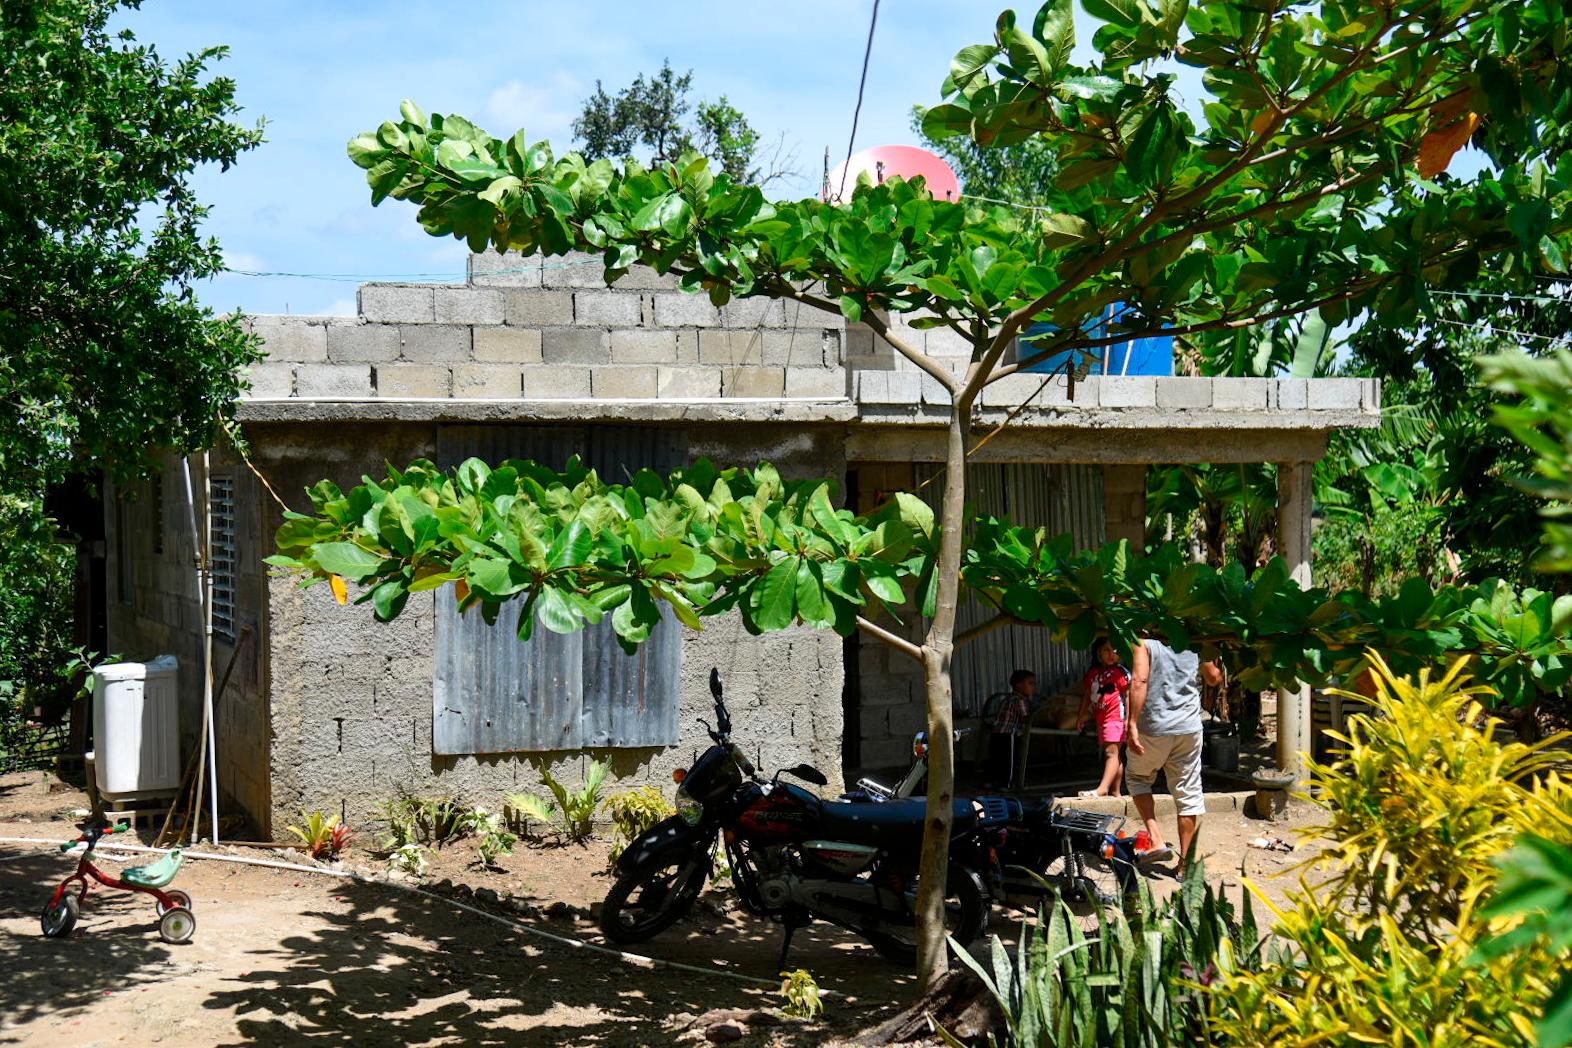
[131,0,1017,317]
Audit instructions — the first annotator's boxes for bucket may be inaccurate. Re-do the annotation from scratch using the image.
[1203,723,1240,772]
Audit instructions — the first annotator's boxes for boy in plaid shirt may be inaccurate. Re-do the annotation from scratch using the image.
[985,669,1036,789]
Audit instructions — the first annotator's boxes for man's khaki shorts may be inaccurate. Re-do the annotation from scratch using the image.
[1125,731,1205,817]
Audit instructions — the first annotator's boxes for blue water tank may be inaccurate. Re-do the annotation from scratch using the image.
[1019,304,1173,376]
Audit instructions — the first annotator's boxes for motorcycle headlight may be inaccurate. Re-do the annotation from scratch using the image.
[675,785,703,826]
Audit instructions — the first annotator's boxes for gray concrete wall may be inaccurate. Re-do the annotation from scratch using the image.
[251,419,846,831]
[103,452,271,832]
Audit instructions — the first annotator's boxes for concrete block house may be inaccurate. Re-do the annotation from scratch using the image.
[104,253,1379,836]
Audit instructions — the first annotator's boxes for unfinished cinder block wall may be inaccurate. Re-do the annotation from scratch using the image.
[252,418,846,831]
[242,251,852,406]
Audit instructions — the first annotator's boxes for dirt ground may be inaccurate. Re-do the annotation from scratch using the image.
[0,770,1320,1047]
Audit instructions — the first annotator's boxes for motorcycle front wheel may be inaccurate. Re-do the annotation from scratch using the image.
[599,849,710,944]
[866,866,989,966]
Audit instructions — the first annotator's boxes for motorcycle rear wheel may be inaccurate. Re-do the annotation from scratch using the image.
[866,867,989,966]
[599,850,709,944]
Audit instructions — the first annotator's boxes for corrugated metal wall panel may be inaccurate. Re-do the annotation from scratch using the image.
[912,463,1105,712]
[433,425,686,754]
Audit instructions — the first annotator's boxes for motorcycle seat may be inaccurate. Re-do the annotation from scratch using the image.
[817,798,978,846]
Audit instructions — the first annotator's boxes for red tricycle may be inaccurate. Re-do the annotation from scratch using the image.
[40,821,196,944]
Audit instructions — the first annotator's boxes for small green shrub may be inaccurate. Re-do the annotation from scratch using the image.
[1208,655,1572,1047]
[379,794,467,848]
[779,968,824,1020]
[459,805,517,867]
[948,862,1257,1047]
[506,758,609,843]
[287,810,350,859]
[388,841,428,877]
[605,786,674,863]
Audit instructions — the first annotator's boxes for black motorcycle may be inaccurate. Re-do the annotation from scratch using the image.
[599,669,1002,965]
[856,728,1143,907]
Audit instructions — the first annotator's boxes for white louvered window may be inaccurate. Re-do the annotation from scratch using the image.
[209,476,237,642]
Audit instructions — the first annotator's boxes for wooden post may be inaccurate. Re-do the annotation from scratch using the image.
[1276,461,1314,774]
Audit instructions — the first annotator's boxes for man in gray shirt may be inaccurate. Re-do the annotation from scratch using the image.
[1126,637,1223,867]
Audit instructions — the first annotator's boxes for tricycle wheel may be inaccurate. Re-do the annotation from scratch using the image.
[41,895,79,938]
[158,906,196,945]
[156,890,192,916]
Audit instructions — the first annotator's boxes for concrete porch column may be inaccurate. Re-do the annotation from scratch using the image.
[1276,460,1314,774]
[1102,465,1146,547]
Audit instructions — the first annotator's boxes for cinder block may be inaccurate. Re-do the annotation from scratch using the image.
[610,328,693,365]
[504,289,574,327]
[762,330,828,367]
[885,371,921,404]
[1156,377,1213,409]
[251,317,327,363]
[242,361,293,398]
[843,326,878,360]
[656,366,722,398]
[398,324,470,363]
[1099,376,1158,408]
[434,287,504,326]
[359,284,435,324]
[573,290,643,327]
[1307,378,1361,409]
[327,323,401,363]
[1361,377,1381,411]
[920,323,976,359]
[698,329,765,365]
[651,292,723,328]
[540,251,614,289]
[468,251,542,287]
[784,368,846,398]
[453,364,522,398]
[610,265,681,291]
[592,366,658,398]
[920,372,952,405]
[375,364,451,398]
[721,367,786,397]
[541,328,610,364]
[521,366,591,399]
[472,326,543,364]
[1275,378,1308,411]
[1213,377,1272,410]
[721,298,788,329]
[979,373,1046,408]
[295,364,372,397]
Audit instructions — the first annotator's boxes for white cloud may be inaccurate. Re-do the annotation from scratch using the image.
[221,248,268,273]
[323,297,358,317]
[485,72,583,142]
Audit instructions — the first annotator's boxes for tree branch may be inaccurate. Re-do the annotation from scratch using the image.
[955,612,1021,648]
[857,616,925,663]
[859,310,963,394]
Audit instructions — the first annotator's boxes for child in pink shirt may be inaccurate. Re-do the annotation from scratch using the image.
[1076,636,1130,798]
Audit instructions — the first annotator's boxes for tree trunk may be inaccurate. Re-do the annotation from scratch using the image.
[913,404,971,988]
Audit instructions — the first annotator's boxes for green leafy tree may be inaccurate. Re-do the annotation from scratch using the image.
[1,0,263,498]
[0,0,262,710]
[913,105,1059,208]
[330,0,1571,985]
[573,61,792,187]
[1482,348,1572,573]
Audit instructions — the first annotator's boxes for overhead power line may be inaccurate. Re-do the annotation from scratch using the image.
[838,0,882,201]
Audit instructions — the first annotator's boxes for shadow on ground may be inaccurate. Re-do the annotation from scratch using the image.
[200,876,905,1047]
[0,848,178,1039]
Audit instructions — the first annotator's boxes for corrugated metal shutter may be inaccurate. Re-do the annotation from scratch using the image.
[912,463,1104,711]
[433,425,687,754]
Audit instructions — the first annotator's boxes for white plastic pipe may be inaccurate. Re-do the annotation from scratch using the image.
[200,451,219,847]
